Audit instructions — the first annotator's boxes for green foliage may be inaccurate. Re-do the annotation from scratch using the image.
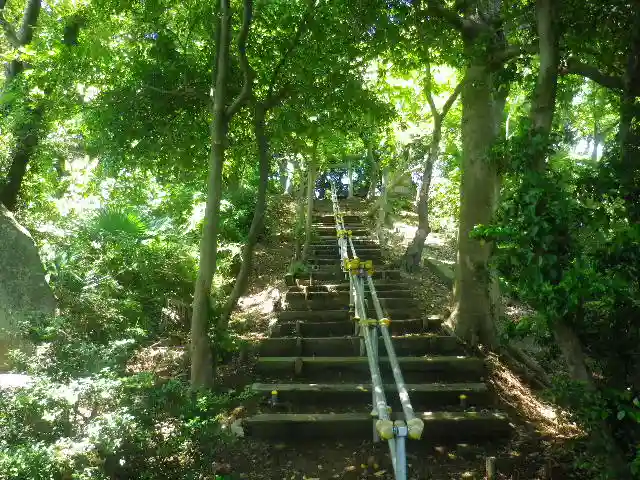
[548,378,640,479]
[477,126,640,475]
[429,166,461,236]
[0,372,245,479]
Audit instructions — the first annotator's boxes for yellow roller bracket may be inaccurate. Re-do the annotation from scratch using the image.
[379,317,391,327]
[363,259,374,275]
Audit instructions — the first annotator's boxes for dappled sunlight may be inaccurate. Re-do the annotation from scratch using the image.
[486,353,581,439]
[127,344,187,378]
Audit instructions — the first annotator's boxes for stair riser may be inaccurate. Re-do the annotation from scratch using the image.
[244,415,510,443]
[312,217,362,225]
[284,298,418,311]
[287,284,410,293]
[278,307,421,321]
[286,291,413,301]
[314,229,369,236]
[308,255,382,263]
[309,245,379,251]
[258,336,462,357]
[295,271,402,281]
[254,390,491,412]
[255,362,485,383]
[271,319,442,337]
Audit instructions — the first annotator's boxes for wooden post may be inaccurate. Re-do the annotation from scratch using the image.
[486,456,496,480]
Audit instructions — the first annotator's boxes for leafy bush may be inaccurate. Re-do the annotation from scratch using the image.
[473,131,640,476]
[428,166,460,237]
[0,372,247,479]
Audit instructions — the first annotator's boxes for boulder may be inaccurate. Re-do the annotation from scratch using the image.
[0,203,55,370]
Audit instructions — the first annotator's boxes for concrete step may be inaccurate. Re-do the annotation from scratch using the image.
[270,318,442,337]
[258,334,463,357]
[278,306,421,321]
[255,356,485,382]
[251,382,490,410]
[244,411,511,442]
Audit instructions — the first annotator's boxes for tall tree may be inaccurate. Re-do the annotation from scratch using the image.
[402,62,462,272]
[219,0,315,331]
[420,0,509,347]
[190,0,253,388]
[0,0,43,210]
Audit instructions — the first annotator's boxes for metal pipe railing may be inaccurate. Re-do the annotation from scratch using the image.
[328,184,421,480]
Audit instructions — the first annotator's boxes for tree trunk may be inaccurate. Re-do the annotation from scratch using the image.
[279,157,288,193]
[190,0,253,387]
[402,117,439,272]
[618,4,640,223]
[591,123,600,162]
[367,142,378,199]
[0,0,43,211]
[301,140,317,262]
[347,157,354,198]
[218,103,270,332]
[530,0,559,171]
[293,167,306,260]
[449,56,501,349]
[190,2,233,388]
[376,168,388,246]
[0,104,44,210]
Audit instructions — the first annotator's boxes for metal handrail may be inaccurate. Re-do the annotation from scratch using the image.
[327,185,423,480]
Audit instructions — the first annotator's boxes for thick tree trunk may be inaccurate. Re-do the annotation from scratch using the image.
[449,62,500,348]
[619,5,640,223]
[301,141,317,262]
[218,103,269,332]
[0,104,44,211]
[190,2,233,388]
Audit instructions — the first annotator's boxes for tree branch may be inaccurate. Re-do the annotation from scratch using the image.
[143,84,209,101]
[0,0,41,48]
[264,85,289,111]
[423,0,466,31]
[226,0,253,118]
[441,79,464,118]
[267,0,315,101]
[562,58,624,90]
[0,0,20,48]
[16,0,40,45]
[490,42,538,66]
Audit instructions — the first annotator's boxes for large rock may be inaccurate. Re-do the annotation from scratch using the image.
[0,204,55,370]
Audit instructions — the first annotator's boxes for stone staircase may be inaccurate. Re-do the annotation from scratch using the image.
[244,199,510,446]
